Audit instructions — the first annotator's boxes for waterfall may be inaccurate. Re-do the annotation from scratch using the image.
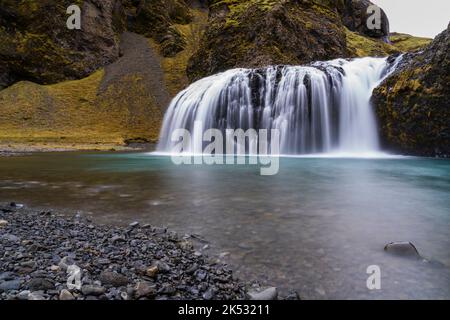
[157,57,397,155]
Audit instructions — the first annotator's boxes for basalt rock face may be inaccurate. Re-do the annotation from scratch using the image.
[373,24,450,157]
[127,0,194,57]
[0,0,202,89]
[338,0,389,40]
[186,0,391,81]
[0,0,125,89]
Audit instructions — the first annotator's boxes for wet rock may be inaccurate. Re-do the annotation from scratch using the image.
[129,221,139,228]
[81,285,106,296]
[1,234,20,243]
[202,288,215,300]
[0,279,21,292]
[28,291,46,300]
[99,271,128,287]
[145,266,159,278]
[10,202,24,208]
[0,272,16,281]
[0,203,262,300]
[134,282,156,299]
[384,242,421,258]
[27,278,55,291]
[248,287,278,300]
[17,290,31,300]
[59,289,75,301]
[50,265,61,272]
[58,256,75,271]
[284,291,301,300]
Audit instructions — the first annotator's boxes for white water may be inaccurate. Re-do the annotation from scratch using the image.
[158,57,400,155]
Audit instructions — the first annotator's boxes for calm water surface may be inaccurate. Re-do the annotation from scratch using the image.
[1,152,449,299]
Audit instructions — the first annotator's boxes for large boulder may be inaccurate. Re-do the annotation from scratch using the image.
[338,0,390,40]
[187,0,348,81]
[373,24,450,157]
[186,0,391,81]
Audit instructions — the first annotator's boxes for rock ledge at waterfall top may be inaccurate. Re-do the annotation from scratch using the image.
[187,0,394,81]
[373,24,450,157]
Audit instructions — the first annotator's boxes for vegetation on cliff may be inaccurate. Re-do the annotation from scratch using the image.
[0,0,444,153]
[373,24,450,156]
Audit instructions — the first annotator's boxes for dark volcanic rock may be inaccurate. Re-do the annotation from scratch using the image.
[0,0,124,89]
[187,0,390,81]
[99,271,129,287]
[0,203,285,300]
[373,24,450,157]
[338,0,390,40]
[27,278,55,291]
[384,242,421,259]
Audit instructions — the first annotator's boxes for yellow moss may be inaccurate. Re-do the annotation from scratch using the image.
[0,67,163,147]
[151,8,208,95]
[345,28,399,57]
[390,33,432,52]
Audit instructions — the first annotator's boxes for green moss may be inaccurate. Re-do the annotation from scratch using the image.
[389,33,432,52]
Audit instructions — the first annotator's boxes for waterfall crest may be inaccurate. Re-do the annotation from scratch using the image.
[158,57,396,155]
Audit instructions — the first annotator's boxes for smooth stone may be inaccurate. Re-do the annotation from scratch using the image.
[129,221,139,228]
[50,265,61,272]
[134,282,156,299]
[0,279,21,292]
[59,289,75,300]
[248,287,278,300]
[17,290,31,300]
[28,291,46,300]
[27,278,55,291]
[1,234,20,242]
[99,271,128,287]
[384,242,421,258]
[81,285,106,296]
[202,288,215,300]
[145,266,159,278]
[0,219,8,227]
[10,202,24,208]
[58,256,74,271]
[0,272,16,281]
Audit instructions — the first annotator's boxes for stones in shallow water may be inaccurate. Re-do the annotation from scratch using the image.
[10,202,24,208]
[0,203,266,300]
[384,242,421,258]
[248,287,278,300]
[129,221,139,228]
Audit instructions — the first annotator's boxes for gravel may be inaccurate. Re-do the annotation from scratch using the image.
[0,203,293,300]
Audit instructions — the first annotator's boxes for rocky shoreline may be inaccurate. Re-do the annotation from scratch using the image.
[0,203,293,300]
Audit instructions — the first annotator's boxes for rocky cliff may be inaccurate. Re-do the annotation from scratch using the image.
[0,0,439,151]
[187,0,396,80]
[373,24,450,157]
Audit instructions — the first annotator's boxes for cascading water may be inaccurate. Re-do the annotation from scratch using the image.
[157,57,400,155]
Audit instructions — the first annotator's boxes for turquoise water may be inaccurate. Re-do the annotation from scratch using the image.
[1,152,449,299]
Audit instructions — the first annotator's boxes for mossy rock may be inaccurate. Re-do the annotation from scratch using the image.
[373,25,450,156]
